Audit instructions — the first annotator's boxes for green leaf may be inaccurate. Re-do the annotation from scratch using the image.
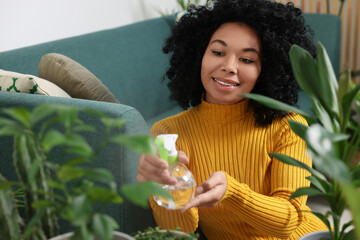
[111,134,156,154]
[306,176,330,193]
[311,211,332,231]
[290,187,322,199]
[269,152,327,181]
[57,105,79,129]
[30,104,56,126]
[1,107,31,129]
[61,195,91,225]
[57,165,84,182]
[341,184,360,240]
[240,93,315,124]
[72,124,96,133]
[31,200,57,209]
[316,42,339,116]
[23,208,46,238]
[86,186,123,204]
[287,119,308,140]
[101,117,126,129]
[93,214,118,240]
[121,181,171,208]
[41,130,67,153]
[304,124,352,183]
[311,99,338,132]
[65,134,94,157]
[289,45,319,102]
[342,83,360,130]
[343,229,356,240]
[0,125,24,136]
[0,181,18,190]
[83,168,115,186]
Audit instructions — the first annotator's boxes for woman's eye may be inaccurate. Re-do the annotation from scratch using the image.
[212,50,224,56]
[240,58,254,63]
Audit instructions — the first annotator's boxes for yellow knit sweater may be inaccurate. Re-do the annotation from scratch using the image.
[149,100,327,239]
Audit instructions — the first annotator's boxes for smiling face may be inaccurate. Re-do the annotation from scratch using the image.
[201,22,262,105]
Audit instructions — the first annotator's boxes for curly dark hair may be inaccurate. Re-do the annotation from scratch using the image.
[163,0,316,126]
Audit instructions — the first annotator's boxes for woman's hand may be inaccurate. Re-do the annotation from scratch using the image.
[181,171,227,213]
[137,151,189,185]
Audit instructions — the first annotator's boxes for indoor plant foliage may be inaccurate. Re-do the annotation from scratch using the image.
[0,104,169,240]
[243,42,360,240]
[134,226,199,240]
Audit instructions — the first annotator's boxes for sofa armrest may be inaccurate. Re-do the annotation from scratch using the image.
[0,91,156,234]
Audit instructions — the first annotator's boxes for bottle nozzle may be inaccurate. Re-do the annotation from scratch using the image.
[155,134,178,164]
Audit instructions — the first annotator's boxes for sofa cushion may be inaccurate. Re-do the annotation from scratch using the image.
[38,53,120,103]
[0,69,71,97]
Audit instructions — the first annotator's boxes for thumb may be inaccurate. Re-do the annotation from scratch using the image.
[177,151,189,165]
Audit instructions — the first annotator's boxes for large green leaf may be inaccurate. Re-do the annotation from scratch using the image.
[287,119,308,140]
[86,186,123,204]
[121,181,171,208]
[289,45,319,102]
[0,125,24,136]
[270,152,327,181]
[30,104,57,126]
[82,168,115,187]
[1,107,31,129]
[341,184,360,240]
[311,99,339,132]
[304,124,352,183]
[317,42,339,116]
[93,214,118,240]
[111,134,156,154]
[306,176,331,193]
[61,195,91,226]
[342,83,360,131]
[290,187,322,199]
[57,165,84,182]
[240,93,315,124]
[41,130,67,153]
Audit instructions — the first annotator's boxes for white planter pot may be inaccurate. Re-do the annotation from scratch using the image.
[49,231,134,240]
[298,231,331,240]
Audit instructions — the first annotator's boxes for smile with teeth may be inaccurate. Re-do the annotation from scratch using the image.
[213,78,240,87]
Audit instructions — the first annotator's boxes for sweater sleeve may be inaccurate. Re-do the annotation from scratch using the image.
[220,114,311,239]
[149,120,200,233]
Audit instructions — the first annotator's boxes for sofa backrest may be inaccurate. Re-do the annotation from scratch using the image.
[0,16,177,121]
[298,13,341,116]
[303,13,341,77]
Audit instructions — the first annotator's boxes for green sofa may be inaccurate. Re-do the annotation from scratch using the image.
[0,13,340,235]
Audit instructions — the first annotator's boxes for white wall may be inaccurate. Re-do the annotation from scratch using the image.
[0,0,182,52]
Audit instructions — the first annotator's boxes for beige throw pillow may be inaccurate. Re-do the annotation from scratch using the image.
[38,53,120,103]
[0,69,71,98]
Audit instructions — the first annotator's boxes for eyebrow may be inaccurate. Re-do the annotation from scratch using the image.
[210,39,260,55]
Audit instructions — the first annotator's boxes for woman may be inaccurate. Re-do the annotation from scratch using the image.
[137,0,328,239]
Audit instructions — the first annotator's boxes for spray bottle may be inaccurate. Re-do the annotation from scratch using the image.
[153,134,196,210]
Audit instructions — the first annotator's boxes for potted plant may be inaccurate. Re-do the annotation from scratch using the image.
[242,42,360,240]
[133,226,199,240]
[0,104,171,240]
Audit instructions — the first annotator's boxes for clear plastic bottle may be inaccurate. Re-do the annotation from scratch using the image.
[153,134,196,210]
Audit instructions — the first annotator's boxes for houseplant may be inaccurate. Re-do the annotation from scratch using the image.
[242,42,360,240]
[0,104,171,240]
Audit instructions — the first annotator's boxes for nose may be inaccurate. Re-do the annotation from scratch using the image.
[221,55,238,74]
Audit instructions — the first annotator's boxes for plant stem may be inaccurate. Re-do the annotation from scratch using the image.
[338,0,346,17]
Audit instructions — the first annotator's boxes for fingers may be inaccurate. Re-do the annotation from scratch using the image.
[177,151,189,165]
[137,154,177,185]
[180,172,227,213]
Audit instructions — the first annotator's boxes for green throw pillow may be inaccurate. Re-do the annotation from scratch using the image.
[38,53,120,103]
